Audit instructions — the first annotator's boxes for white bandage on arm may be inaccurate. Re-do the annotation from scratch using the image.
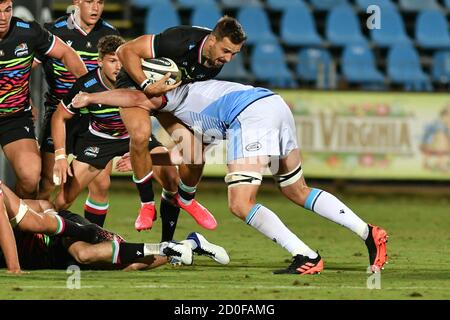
[10,200,29,228]
[224,171,263,188]
[273,163,303,188]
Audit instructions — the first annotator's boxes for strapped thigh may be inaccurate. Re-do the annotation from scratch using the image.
[224,171,262,188]
[273,163,303,188]
[10,200,29,228]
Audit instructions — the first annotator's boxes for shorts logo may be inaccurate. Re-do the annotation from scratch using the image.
[24,126,30,132]
[15,43,29,57]
[84,146,99,158]
[245,142,262,152]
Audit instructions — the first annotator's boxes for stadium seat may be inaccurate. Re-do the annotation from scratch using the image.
[296,48,334,88]
[177,0,217,9]
[144,3,180,34]
[191,3,222,30]
[266,0,307,10]
[370,7,410,47]
[445,0,450,10]
[280,4,322,47]
[341,45,385,87]
[309,0,349,11]
[251,43,296,88]
[387,44,432,91]
[217,54,252,83]
[220,0,262,8]
[432,51,450,84]
[237,6,277,45]
[326,5,367,46]
[355,0,395,10]
[132,0,170,8]
[415,10,450,49]
[398,0,441,11]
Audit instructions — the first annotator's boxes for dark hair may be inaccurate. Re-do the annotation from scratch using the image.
[212,16,246,44]
[97,35,125,59]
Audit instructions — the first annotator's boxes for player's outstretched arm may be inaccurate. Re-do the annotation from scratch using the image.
[51,104,74,185]
[0,189,21,274]
[71,89,162,111]
[47,37,88,78]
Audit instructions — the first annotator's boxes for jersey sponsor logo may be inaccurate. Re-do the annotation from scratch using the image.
[245,142,262,152]
[14,43,29,57]
[84,146,100,158]
[16,22,30,29]
[84,78,98,88]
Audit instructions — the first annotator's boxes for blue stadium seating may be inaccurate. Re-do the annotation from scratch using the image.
[370,7,410,47]
[309,0,349,10]
[217,54,251,82]
[387,44,432,91]
[342,45,385,87]
[221,0,262,8]
[415,10,450,49]
[177,0,217,9]
[191,3,221,30]
[399,0,441,11]
[266,0,307,10]
[355,0,395,10]
[432,51,450,84]
[296,48,333,88]
[326,5,367,46]
[237,6,277,45]
[144,3,180,34]
[251,43,296,88]
[280,4,322,46]
[133,0,170,8]
[445,0,450,10]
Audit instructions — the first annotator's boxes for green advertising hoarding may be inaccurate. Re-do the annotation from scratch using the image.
[113,90,450,181]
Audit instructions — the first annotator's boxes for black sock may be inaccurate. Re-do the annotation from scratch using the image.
[160,197,180,242]
[118,242,145,264]
[178,180,196,203]
[84,211,107,227]
[133,172,155,203]
[57,216,98,243]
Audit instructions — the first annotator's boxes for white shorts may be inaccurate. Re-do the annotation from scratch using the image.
[227,94,298,162]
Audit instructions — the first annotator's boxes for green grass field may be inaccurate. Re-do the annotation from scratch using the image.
[1,182,449,300]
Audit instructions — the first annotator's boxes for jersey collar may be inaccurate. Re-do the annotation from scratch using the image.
[197,35,208,64]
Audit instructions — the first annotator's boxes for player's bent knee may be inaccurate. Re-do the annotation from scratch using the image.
[273,163,303,188]
[73,247,94,264]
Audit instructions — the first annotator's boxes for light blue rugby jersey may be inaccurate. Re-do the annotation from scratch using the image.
[162,80,274,139]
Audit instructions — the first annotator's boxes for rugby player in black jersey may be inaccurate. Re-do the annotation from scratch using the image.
[34,0,120,228]
[115,16,246,231]
[0,0,87,199]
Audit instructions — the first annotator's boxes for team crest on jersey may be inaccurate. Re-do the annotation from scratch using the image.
[245,142,262,152]
[14,43,29,57]
[66,40,73,47]
[0,50,4,57]
[86,41,92,48]
[84,146,100,158]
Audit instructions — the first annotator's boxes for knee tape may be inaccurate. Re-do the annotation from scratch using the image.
[10,200,29,228]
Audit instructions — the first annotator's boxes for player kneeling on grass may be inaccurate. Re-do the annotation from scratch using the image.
[0,181,229,271]
[72,79,389,275]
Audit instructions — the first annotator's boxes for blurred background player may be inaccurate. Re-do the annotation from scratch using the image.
[0,0,87,199]
[34,0,119,227]
[72,79,389,274]
[114,16,246,232]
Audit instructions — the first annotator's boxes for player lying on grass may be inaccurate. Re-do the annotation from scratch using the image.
[0,181,229,271]
[51,35,212,243]
[72,79,389,275]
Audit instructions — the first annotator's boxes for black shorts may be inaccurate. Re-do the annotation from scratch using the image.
[0,111,36,147]
[74,131,164,169]
[39,108,90,154]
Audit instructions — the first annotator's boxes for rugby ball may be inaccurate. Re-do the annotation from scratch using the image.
[141,57,181,85]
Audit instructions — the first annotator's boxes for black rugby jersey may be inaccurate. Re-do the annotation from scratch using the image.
[0,17,56,117]
[38,14,119,112]
[118,26,222,87]
[62,68,128,139]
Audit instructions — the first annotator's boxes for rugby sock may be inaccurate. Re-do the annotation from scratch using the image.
[177,180,196,205]
[133,171,155,203]
[246,204,318,259]
[160,189,180,242]
[84,198,109,227]
[53,215,97,243]
[112,241,167,264]
[304,189,369,240]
